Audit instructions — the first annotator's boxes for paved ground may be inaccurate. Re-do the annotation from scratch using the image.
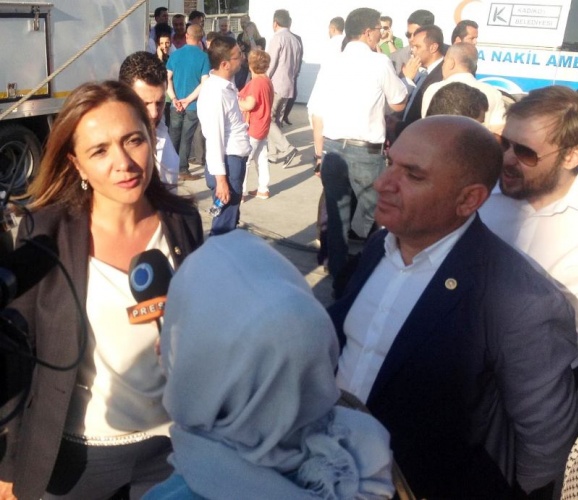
[178,103,336,306]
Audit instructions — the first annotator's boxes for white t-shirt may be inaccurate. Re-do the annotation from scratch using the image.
[65,224,174,439]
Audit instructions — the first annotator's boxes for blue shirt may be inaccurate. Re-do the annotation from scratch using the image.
[166,45,210,111]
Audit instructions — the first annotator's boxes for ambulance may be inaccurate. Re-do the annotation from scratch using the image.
[248,0,578,100]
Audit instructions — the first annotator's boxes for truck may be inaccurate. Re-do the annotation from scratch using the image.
[0,0,184,195]
[248,0,578,103]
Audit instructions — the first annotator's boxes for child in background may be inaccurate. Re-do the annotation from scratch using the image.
[238,49,274,200]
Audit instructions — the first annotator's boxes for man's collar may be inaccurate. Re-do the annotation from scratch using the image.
[344,40,373,52]
[209,70,235,87]
[384,214,476,268]
[424,56,443,71]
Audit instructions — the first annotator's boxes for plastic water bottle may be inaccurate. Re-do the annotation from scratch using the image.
[208,198,225,218]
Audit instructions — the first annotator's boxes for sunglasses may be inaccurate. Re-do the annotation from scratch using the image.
[405,31,415,39]
[493,134,569,167]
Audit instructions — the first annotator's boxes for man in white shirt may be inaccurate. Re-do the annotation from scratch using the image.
[421,43,505,131]
[328,16,345,53]
[330,115,578,499]
[119,51,179,187]
[197,35,251,235]
[307,15,345,167]
[312,7,407,287]
[480,85,578,318]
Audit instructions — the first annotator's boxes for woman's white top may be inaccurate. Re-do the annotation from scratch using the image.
[65,224,174,441]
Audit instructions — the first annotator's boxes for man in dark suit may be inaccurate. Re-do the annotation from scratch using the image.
[390,25,444,141]
[389,9,435,74]
[330,115,578,499]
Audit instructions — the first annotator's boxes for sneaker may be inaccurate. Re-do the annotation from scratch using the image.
[282,148,298,169]
[248,190,270,200]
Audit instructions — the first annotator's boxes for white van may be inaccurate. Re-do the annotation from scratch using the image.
[249,0,578,100]
[462,0,578,95]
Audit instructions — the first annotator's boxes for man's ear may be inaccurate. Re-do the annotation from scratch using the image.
[561,147,578,172]
[456,183,489,217]
[429,42,439,54]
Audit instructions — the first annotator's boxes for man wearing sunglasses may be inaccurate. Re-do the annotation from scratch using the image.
[378,16,403,57]
[480,86,578,320]
[389,9,434,74]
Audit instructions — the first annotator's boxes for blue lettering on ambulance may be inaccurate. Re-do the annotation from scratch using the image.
[546,55,558,66]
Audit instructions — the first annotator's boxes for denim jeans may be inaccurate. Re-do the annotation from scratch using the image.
[169,107,199,172]
[321,139,385,279]
[205,154,247,236]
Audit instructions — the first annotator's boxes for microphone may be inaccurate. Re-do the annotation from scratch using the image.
[127,249,173,326]
[0,235,59,309]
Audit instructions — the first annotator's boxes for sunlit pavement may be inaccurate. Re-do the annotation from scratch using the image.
[179,103,335,307]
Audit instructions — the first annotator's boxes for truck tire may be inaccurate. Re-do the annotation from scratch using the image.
[0,124,42,195]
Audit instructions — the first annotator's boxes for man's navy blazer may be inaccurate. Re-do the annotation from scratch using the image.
[403,61,444,126]
[329,215,578,499]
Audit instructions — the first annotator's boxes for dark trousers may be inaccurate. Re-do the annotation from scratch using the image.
[191,123,206,166]
[169,108,198,172]
[44,436,172,499]
[205,154,247,236]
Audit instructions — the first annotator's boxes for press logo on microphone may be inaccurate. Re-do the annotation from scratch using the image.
[126,257,171,325]
[127,297,167,324]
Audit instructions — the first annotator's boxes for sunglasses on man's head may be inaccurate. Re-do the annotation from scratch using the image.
[493,134,569,167]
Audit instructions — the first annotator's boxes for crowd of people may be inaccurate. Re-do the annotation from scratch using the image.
[2,4,578,500]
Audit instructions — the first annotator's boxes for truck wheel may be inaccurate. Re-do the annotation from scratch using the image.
[0,124,42,196]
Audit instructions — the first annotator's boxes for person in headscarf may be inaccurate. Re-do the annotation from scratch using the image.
[144,229,395,500]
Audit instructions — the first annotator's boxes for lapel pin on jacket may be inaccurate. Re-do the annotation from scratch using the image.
[445,278,458,290]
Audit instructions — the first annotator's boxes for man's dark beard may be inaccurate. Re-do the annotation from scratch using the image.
[500,159,563,201]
